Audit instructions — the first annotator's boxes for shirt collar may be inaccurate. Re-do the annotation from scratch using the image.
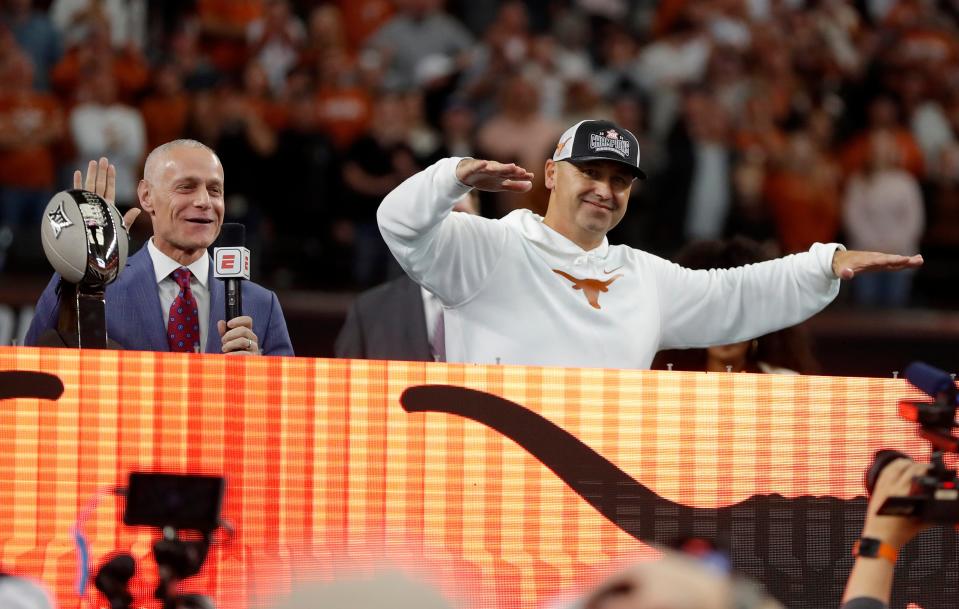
[504,209,611,258]
[147,238,209,287]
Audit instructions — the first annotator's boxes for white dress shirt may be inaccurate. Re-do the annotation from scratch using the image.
[148,239,211,352]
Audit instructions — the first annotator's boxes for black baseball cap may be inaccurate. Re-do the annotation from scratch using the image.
[552,119,646,180]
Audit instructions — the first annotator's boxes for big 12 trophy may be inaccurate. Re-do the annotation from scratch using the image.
[39,189,129,349]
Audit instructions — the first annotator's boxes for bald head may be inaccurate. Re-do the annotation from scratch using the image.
[143,139,220,183]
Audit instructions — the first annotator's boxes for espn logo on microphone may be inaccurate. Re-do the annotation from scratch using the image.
[214,247,250,280]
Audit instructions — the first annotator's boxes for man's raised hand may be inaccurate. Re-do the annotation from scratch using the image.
[74,156,140,230]
[455,159,534,193]
[832,250,924,280]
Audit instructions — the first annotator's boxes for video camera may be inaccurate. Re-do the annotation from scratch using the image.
[95,472,225,609]
[866,362,959,523]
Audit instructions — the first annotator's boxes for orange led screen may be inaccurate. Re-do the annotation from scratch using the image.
[0,346,955,609]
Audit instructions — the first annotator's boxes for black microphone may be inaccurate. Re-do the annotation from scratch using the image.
[213,223,249,321]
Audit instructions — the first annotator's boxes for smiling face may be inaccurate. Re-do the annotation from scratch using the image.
[543,159,634,250]
[138,144,225,265]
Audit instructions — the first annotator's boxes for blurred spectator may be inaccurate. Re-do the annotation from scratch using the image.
[166,25,220,91]
[764,127,841,253]
[335,0,394,52]
[363,0,474,91]
[271,570,452,609]
[436,99,476,159]
[840,96,924,179]
[196,0,263,74]
[50,17,148,102]
[1,0,61,91]
[339,92,419,286]
[0,51,64,271]
[139,62,190,152]
[0,573,55,609]
[208,69,279,252]
[571,549,783,609]
[49,0,146,50]
[268,93,338,286]
[69,67,145,206]
[653,237,820,375]
[842,131,924,307]
[475,72,562,215]
[246,0,305,95]
[301,4,349,69]
[313,47,372,150]
[459,0,533,119]
[653,87,733,252]
[635,15,711,139]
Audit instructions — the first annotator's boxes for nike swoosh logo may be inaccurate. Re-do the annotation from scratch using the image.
[603,264,624,274]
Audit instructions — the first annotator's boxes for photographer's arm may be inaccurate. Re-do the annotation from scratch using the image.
[841,459,930,608]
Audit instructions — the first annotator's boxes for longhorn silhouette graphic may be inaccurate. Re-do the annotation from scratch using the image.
[399,384,957,609]
[553,269,623,309]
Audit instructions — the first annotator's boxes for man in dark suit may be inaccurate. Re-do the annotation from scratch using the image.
[25,141,293,356]
[335,192,478,361]
[334,273,433,361]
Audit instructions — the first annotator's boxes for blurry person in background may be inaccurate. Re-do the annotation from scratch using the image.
[271,570,452,609]
[652,86,732,256]
[842,131,924,308]
[0,573,55,609]
[0,51,64,272]
[50,16,148,103]
[476,72,562,215]
[653,237,820,375]
[246,0,305,95]
[841,96,924,180]
[139,61,190,153]
[763,126,841,254]
[339,92,419,287]
[570,549,783,609]
[1,0,62,91]
[336,191,478,362]
[69,66,145,207]
[363,0,474,91]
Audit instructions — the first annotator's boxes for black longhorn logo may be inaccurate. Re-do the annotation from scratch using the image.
[400,385,959,609]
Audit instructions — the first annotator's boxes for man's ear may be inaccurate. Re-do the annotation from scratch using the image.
[137,179,154,215]
[544,159,557,190]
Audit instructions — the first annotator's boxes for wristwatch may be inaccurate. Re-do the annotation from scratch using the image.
[853,537,898,563]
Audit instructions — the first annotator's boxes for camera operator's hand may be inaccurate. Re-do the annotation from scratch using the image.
[862,458,931,550]
[841,458,931,608]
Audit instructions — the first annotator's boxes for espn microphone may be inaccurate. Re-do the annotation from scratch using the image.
[213,223,250,321]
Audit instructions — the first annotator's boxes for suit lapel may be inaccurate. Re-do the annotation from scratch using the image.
[399,276,432,361]
[126,248,168,351]
[206,259,224,354]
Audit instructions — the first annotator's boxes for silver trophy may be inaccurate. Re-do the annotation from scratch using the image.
[40,189,129,348]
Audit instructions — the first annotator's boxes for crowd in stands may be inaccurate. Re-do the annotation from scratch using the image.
[1,0,958,306]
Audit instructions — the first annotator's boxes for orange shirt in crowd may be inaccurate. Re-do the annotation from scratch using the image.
[314,86,372,150]
[140,93,191,152]
[0,93,63,189]
[248,97,290,132]
[336,0,394,50]
[764,167,841,253]
[51,49,149,102]
[840,129,924,179]
[197,0,264,73]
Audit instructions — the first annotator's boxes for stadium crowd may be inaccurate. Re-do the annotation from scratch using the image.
[0,0,957,306]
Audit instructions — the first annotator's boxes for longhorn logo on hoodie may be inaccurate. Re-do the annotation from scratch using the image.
[552,269,623,309]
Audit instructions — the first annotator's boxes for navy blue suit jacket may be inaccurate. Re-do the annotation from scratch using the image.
[25,247,294,356]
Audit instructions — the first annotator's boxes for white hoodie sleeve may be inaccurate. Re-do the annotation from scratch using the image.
[656,242,843,349]
[377,157,510,307]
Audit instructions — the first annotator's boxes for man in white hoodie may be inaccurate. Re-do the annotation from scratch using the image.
[377,119,922,369]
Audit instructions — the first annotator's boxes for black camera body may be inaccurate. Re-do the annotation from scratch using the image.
[869,362,959,523]
[95,472,225,609]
